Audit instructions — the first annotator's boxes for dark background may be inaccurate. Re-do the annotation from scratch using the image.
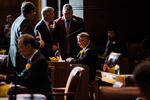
[0,0,149,54]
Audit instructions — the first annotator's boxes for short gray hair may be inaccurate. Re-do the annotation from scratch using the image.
[77,32,90,40]
[41,6,54,18]
[62,4,73,13]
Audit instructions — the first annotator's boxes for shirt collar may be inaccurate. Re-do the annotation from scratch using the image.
[28,50,38,62]
[43,20,49,26]
[83,42,90,52]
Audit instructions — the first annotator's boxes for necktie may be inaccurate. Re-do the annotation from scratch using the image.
[48,23,54,42]
[48,23,53,31]
[66,20,70,55]
[66,20,70,36]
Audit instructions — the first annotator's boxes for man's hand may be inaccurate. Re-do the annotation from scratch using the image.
[103,64,109,72]
[39,39,45,48]
[66,57,74,62]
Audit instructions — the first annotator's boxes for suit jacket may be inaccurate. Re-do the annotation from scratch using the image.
[104,37,127,56]
[70,44,99,84]
[53,15,85,59]
[6,51,52,94]
[8,15,35,72]
[34,20,55,59]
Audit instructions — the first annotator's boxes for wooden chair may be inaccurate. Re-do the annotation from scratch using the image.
[7,65,88,100]
[51,66,89,100]
[99,86,143,100]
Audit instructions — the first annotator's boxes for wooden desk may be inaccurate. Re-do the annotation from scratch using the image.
[48,61,72,87]
[48,61,88,87]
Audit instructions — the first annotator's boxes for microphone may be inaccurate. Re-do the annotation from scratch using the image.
[66,28,83,38]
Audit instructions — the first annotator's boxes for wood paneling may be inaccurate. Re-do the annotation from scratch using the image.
[0,0,41,37]
[84,0,136,54]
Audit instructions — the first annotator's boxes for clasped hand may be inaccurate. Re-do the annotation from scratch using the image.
[66,57,74,62]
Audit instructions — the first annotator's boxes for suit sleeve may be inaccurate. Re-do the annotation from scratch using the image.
[70,49,95,64]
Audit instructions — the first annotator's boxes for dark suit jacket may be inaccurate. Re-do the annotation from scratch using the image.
[53,15,85,59]
[34,20,55,59]
[104,37,127,57]
[8,15,35,72]
[6,51,52,94]
[70,44,99,84]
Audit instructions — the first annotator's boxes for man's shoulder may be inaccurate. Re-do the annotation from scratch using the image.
[55,17,64,23]
[35,20,45,28]
[33,51,47,62]
[13,15,25,25]
[72,15,83,22]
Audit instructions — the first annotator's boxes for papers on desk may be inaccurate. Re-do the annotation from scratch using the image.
[100,71,132,85]
[101,71,117,84]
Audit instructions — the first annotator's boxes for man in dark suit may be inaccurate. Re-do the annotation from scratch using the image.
[104,29,127,57]
[0,34,53,99]
[66,32,98,83]
[34,6,57,60]
[53,3,85,59]
[66,32,99,100]
[8,1,36,72]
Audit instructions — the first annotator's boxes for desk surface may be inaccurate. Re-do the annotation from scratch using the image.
[97,70,133,85]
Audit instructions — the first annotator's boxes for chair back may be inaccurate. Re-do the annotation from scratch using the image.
[65,66,88,100]
[99,86,142,100]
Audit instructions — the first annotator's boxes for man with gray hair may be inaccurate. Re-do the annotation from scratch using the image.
[54,3,85,59]
[66,32,99,100]
[34,6,57,60]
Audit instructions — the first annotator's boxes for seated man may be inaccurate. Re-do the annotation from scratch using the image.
[0,34,53,99]
[66,32,99,100]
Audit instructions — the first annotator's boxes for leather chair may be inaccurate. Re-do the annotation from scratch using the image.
[0,94,47,100]
[99,86,143,100]
[51,66,89,100]
[7,66,88,100]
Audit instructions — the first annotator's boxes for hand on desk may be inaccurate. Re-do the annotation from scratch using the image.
[66,57,74,62]
[103,64,109,71]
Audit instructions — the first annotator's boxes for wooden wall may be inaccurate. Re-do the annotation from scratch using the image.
[0,0,41,36]
[84,0,136,53]
[1,0,146,51]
